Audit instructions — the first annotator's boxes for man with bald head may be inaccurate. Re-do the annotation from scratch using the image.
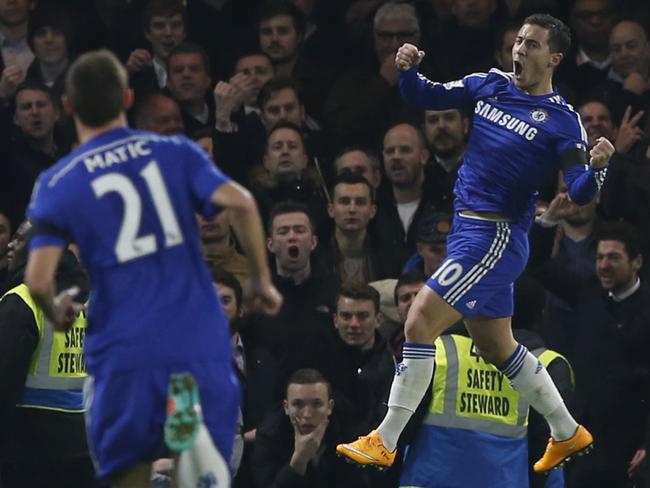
[133,92,184,135]
[609,20,650,86]
[588,19,650,123]
[374,122,438,261]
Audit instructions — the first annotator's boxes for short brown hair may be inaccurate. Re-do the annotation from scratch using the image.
[65,50,128,128]
[336,281,380,313]
[143,0,186,32]
[268,200,314,235]
[332,172,375,204]
[286,368,331,398]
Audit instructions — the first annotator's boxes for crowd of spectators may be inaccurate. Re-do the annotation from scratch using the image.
[1,0,650,486]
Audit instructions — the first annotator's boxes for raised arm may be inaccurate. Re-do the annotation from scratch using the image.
[396,43,477,111]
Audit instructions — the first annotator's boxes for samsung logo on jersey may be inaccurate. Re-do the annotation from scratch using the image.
[474,100,538,141]
[83,141,152,172]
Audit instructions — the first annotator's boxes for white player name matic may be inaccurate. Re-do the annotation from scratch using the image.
[84,141,152,172]
[475,100,539,141]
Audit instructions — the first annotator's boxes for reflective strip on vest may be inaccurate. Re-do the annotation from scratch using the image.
[424,335,528,438]
[1,284,87,411]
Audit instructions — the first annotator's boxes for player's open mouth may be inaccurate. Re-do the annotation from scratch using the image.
[513,61,523,77]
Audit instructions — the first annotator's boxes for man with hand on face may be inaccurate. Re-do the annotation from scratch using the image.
[251,368,366,488]
[338,13,615,474]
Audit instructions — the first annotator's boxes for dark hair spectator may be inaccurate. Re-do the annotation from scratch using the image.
[335,281,380,313]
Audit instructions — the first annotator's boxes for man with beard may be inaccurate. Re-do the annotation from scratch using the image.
[422,108,469,212]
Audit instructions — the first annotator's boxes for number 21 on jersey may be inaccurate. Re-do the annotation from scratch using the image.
[91,160,184,262]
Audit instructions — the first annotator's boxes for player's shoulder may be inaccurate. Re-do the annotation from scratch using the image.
[540,93,583,123]
[463,68,512,93]
[43,129,199,189]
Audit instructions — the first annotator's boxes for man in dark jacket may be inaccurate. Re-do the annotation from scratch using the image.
[251,368,367,488]
[2,81,70,224]
[530,214,650,487]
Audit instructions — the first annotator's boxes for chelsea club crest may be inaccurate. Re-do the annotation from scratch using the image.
[530,108,548,123]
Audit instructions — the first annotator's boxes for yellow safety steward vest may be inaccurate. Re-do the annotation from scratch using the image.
[1,284,87,413]
[425,335,571,438]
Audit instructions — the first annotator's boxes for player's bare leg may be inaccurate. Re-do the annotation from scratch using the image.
[465,316,593,471]
[336,286,461,468]
[112,463,151,488]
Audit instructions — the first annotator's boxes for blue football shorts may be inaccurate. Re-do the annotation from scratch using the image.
[83,358,240,481]
[426,213,529,318]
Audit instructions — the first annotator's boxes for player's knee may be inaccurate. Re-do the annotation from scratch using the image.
[404,303,436,344]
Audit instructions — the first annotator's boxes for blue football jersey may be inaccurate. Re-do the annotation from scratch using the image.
[28,127,232,373]
[400,67,605,228]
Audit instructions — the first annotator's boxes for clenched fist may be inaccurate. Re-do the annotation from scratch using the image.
[395,43,425,72]
[589,137,615,169]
